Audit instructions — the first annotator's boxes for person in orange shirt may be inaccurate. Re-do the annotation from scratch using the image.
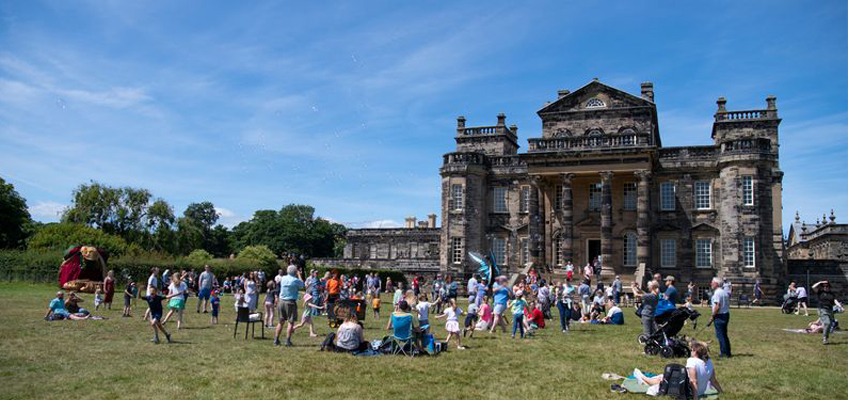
[326,271,341,320]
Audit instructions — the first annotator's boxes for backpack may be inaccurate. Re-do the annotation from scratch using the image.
[658,363,692,399]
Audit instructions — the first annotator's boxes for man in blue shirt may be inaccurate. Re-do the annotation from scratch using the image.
[663,275,680,305]
[275,265,305,347]
[489,276,512,333]
[710,277,731,358]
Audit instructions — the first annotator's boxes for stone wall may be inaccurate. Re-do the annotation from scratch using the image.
[787,259,848,304]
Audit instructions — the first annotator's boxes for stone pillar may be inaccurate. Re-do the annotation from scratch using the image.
[529,176,542,267]
[635,170,651,267]
[600,171,614,274]
[560,173,575,263]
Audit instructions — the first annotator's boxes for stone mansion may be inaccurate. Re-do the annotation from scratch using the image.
[322,79,787,298]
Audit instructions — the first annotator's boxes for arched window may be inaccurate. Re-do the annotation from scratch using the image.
[586,98,606,108]
[587,129,603,147]
[623,232,637,266]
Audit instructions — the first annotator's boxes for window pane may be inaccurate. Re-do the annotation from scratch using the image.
[554,236,562,266]
[661,182,675,211]
[492,237,506,265]
[623,233,637,266]
[744,237,755,268]
[589,183,602,210]
[695,181,711,209]
[493,187,507,213]
[554,185,562,211]
[742,176,754,206]
[521,238,529,265]
[623,182,637,210]
[451,184,463,211]
[661,239,676,267]
[696,239,712,268]
[519,186,530,213]
[451,237,463,264]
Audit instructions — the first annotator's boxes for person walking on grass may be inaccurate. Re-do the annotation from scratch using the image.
[795,284,810,316]
[753,279,763,306]
[144,267,159,321]
[631,280,660,338]
[274,265,305,347]
[145,287,171,344]
[710,277,731,358]
[434,298,465,350]
[162,274,187,329]
[123,282,137,317]
[292,293,325,337]
[508,292,528,339]
[196,265,215,313]
[489,276,511,334]
[103,270,115,310]
[812,280,843,345]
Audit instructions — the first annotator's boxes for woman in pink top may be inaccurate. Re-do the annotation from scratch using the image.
[476,295,493,330]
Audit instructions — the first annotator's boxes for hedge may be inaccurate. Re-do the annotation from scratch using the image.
[0,250,406,288]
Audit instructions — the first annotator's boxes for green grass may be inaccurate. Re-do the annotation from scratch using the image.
[0,282,845,400]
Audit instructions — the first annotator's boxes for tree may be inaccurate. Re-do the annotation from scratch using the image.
[207,224,233,258]
[237,245,278,269]
[175,217,204,255]
[28,222,128,256]
[231,204,345,258]
[185,249,213,263]
[0,177,33,248]
[183,202,218,232]
[146,198,176,253]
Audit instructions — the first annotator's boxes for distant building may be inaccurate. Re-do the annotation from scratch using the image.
[786,210,848,298]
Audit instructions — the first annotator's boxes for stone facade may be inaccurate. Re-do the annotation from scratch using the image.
[441,80,786,300]
[785,211,848,299]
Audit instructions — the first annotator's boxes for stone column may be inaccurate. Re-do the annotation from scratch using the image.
[600,171,614,274]
[529,176,542,268]
[560,173,575,263]
[635,170,651,267]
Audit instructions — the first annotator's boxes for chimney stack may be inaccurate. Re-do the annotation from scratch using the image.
[557,89,570,99]
[427,214,437,228]
[405,216,417,228]
[640,82,654,102]
[496,113,506,126]
[417,221,428,228]
[766,95,777,110]
[716,97,727,113]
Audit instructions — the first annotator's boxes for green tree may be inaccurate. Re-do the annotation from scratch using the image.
[237,244,278,269]
[28,222,128,256]
[185,249,213,263]
[175,217,204,255]
[208,224,233,258]
[231,204,345,257]
[0,177,33,248]
[146,198,176,253]
[184,202,218,231]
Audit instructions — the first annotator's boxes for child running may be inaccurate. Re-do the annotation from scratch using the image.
[434,298,465,350]
[415,293,432,333]
[293,293,325,337]
[372,294,381,320]
[94,288,104,311]
[210,290,220,324]
[145,287,172,344]
[508,292,528,339]
[463,299,478,338]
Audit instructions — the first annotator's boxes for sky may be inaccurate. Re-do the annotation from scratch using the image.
[1,1,846,234]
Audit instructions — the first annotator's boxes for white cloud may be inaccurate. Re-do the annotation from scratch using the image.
[214,206,236,218]
[29,201,66,220]
[361,219,401,228]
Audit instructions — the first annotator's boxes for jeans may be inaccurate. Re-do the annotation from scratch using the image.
[819,308,834,341]
[641,315,656,337]
[512,314,525,338]
[713,313,731,357]
[614,292,621,305]
[557,301,570,331]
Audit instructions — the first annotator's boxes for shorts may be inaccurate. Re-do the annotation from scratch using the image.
[212,307,219,317]
[124,295,132,308]
[277,300,298,324]
[445,321,460,333]
[151,311,163,321]
[373,307,380,312]
[494,304,507,315]
[168,298,186,310]
[798,297,808,305]
[464,314,479,327]
[198,288,212,300]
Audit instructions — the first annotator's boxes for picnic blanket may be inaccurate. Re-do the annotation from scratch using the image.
[620,373,718,398]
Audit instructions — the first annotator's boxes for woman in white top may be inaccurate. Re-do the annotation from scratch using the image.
[632,341,723,397]
[243,272,258,312]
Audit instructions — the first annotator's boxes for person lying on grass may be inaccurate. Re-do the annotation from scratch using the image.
[45,291,90,321]
[630,341,723,397]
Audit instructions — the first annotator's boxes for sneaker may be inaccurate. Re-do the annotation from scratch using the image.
[151,338,160,344]
[285,340,293,347]
[562,329,567,333]
[165,333,172,343]
[822,338,829,345]
[457,346,466,350]
[610,384,627,393]
[274,339,281,346]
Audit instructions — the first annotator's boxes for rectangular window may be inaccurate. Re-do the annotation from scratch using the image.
[660,239,676,267]
[554,185,563,211]
[742,176,754,206]
[623,182,637,211]
[743,237,755,268]
[623,233,637,266]
[660,182,676,211]
[519,186,530,213]
[493,187,508,213]
[588,183,602,210]
[554,237,563,266]
[492,237,506,266]
[695,180,711,210]
[451,237,463,264]
[696,239,712,268]
[450,184,463,211]
[369,245,377,259]
[520,238,529,266]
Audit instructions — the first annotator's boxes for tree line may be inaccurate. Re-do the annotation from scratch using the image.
[0,177,346,259]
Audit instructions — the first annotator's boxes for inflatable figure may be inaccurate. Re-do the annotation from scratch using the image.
[468,251,499,287]
[58,245,109,293]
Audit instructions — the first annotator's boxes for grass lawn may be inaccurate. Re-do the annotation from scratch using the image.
[0,282,845,400]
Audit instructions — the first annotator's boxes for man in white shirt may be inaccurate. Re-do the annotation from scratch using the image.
[467,275,478,303]
[710,277,731,358]
[274,269,284,285]
[794,285,809,316]
[144,267,160,321]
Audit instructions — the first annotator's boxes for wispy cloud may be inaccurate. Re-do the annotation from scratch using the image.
[28,201,66,221]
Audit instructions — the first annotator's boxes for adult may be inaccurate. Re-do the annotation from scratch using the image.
[612,275,623,305]
[162,274,187,329]
[710,277,731,358]
[601,298,624,325]
[446,275,458,300]
[243,272,258,312]
[325,313,368,353]
[653,273,666,293]
[578,280,591,316]
[489,276,511,333]
[753,279,763,306]
[197,265,215,313]
[795,284,809,316]
[275,265,305,347]
[45,291,89,320]
[102,270,115,310]
[631,341,723,398]
[686,282,696,304]
[64,291,89,315]
[467,274,478,303]
[537,282,551,319]
[664,275,680,305]
[274,268,285,286]
[632,280,660,338]
[583,263,594,285]
[390,300,422,350]
[812,280,843,345]
[144,267,160,321]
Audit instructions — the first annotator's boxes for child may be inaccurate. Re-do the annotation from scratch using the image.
[435,298,465,350]
[508,293,527,339]
[293,293,325,337]
[94,288,104,311]
[145,287,172,344]
[415,293,432,333]
[372,295,381,320]
[234,287,246,311]
[684,294,695,312]
[123,282,136,317]
[264,281,278,328]
[463,300,479,338]
[210,290,220,325]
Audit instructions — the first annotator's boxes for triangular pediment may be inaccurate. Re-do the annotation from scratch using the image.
[691,222,720,233]
[653,220,681,231]
[575,214,600,228]
[538,80,654,114]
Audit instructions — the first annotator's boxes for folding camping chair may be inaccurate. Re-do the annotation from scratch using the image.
[233,307,264,340]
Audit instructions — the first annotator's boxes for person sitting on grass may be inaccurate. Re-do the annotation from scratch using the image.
[45,291,90,321]
[145,287,172,344]
[324,313,369,353]
[526,300,545,333]
[64,291,91,316]
[630,341,723,397]
[475,295,493,331]
[599,298,624,325]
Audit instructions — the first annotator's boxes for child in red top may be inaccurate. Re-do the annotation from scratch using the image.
[527,301,545,331]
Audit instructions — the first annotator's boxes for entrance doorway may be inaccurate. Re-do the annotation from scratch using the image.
[587,239,601,265]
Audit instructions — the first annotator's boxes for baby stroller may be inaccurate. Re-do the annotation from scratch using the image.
[639,306,701,358]
[328,299,366,328]
[781,294,798,314]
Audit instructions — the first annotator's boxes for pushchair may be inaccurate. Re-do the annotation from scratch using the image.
[328,299,366,328]
[781,294,798,314]
[638,305,701,358]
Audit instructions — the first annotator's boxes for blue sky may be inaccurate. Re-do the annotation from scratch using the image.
[1,1,846,233]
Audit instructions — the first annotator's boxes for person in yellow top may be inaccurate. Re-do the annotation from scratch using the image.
[372,296,381,320]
